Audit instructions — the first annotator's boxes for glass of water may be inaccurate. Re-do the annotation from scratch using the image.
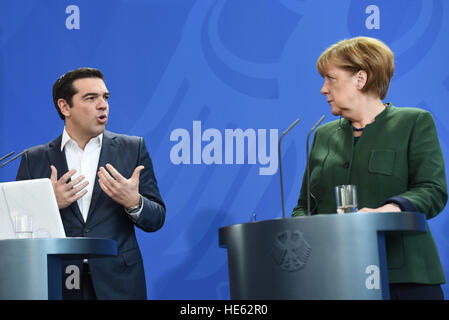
[335,185,358,214]
[15,214,33,239]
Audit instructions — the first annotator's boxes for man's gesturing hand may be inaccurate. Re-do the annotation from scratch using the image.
[97,163,144,209]
[50,165,89,209]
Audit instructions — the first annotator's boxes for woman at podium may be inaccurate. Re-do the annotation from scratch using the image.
[291,37,447,300]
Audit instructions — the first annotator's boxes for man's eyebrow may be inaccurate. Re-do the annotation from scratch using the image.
[81,92,109,98]
[81,92,99,98]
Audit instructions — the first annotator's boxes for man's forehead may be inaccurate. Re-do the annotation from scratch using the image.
[72,77,108,93]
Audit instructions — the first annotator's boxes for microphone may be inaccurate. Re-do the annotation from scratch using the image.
[0,152,14,162]
[278,118,300,218]
[306,115,325,216]
[0,150,25,169]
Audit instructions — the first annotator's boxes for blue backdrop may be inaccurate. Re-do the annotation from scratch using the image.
[1,0,448,299]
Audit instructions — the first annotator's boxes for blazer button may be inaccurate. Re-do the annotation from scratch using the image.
[343,162,350,169]
[84,228,91,233]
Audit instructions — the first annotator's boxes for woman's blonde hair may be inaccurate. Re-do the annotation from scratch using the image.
[317,37,394,99]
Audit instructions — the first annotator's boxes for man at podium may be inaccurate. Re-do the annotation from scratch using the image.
[292,37,447,299]
[16,68,166,300]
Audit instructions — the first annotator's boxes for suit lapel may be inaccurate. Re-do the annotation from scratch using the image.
[47,135,85,225]
[86,130,118,221]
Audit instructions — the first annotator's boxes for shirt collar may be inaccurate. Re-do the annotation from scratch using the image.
[61,127,103,151]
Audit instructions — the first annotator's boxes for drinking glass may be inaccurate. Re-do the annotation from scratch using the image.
[15,214,33,239]
[335,185,358,214]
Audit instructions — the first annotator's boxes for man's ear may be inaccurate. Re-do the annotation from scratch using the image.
[57,98,71,118]
[355,70,368,90]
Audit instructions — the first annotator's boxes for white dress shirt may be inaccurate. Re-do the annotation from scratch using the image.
[61,128,102,222]
[61,128,143,223]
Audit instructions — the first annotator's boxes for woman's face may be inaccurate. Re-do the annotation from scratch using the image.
[320,62,362,118]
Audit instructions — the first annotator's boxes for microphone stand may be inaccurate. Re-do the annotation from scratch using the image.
[306,115,325,216]
[278,118,300,218]
[0,151,25,169]
[0,152,14,163]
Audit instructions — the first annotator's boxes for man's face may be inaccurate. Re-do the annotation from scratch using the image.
[61,77,109,140]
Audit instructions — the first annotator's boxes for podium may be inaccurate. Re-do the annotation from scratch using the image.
[0,238,117,300]
[219,212,427,300]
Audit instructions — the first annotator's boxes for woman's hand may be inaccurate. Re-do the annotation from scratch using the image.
[358,203,401,213]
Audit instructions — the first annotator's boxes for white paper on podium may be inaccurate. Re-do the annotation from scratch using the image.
[0,178,66,239]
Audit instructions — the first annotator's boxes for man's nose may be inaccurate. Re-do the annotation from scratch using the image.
[97,98,108,109]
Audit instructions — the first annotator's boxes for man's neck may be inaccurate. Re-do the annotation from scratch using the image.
[64,126,100,150]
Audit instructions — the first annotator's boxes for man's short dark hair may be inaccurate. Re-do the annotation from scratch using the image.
[52,68,104,120]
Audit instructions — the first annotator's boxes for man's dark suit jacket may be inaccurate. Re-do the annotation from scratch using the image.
[16,130,166,299]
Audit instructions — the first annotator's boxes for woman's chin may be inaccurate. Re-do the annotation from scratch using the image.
[330,108,342,116]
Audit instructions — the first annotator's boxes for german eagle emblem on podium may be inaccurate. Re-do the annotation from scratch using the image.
[271,230,311,272]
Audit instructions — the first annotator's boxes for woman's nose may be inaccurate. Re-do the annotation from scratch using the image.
[320,83,328,95]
